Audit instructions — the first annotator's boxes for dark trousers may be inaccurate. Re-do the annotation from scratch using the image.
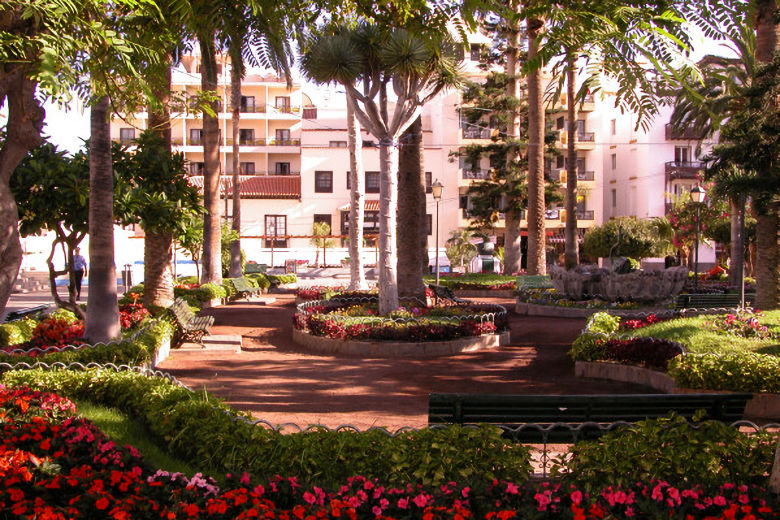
[72,270,84,298]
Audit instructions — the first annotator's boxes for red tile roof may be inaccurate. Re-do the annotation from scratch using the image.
[338,200,380,212]
[188,175,301,199]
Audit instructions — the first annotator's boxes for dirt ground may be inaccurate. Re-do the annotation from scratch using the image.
[156,294,650,430]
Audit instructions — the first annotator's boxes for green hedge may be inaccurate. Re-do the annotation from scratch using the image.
[268,274,297,285]
[669,352,780,393]
[0,367,531,489]
[0,317,37,348]
[245,273,271,291]
[569,312,620,361]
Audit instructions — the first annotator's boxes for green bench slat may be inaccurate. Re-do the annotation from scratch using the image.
[229,277,262,298]
[4,304,48,322]
[675,293,755,310]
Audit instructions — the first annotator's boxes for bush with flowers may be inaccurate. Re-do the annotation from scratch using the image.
[705,309,778,340]
[0,383,778,519]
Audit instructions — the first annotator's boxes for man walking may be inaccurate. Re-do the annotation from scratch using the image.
[71,247,88,300]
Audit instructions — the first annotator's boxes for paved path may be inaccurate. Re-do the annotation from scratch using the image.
[156,294,649,430]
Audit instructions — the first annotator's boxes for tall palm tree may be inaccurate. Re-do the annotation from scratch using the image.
[397,116,427,300]
[302,24,462,314]
[563,51,579,269]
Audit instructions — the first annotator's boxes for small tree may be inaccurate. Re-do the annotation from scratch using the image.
[582,217,671,261]
[176,214,204,282]
[665,197,727,266]
[445,229,478,272]
[310,222,334,268]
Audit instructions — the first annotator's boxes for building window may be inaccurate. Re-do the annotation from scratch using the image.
[365,171,380,193]
[119,128,135,145]
[611,119,616,135]
[275,128,290,144]
[426,214,432,235]
[239,129,255,145]
[315,171,333,193]
[274,162,290,175]
[275,96,291,112]
[425,171,432,193]
[675,146,691,163]
[346,171,351,189]
[303,107,318,119]
[240,162,255,175]
[611,153,617,170]
[264,215,287,248]
[240,96,255,112]
[556,116,565,130]
[330,140,347,148]
[189,162,204,175]
[313,214,332,231]
[340,211,379,246]
[611,188,617,208]
[189,128,203,145]
[556,155,565,169]
[470,43,481,61]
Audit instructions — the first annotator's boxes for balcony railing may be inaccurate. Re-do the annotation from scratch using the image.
[665,161,704,180]
[665,123,706,141]
[231,105,266,114]
[273,105,300,114]
[577,132,595,142]
[221,138,301,146]
[269,138,301,146]
[549,169,595,182]
[461,168,491,180]
[576,210,595,220]
[462,127,493,139]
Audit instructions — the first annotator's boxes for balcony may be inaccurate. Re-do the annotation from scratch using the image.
[558,131,596,148]
[462,127,493,139]
[461,168,491,180]
[302,107,318,119]
[221,138,301,147]
[272,105,300,114]
[665,161,704,180]
[576,210,595,220]
[230,105,267,114]
[545,209,561,220]
[665,124,706,141]
[549,169,595,182]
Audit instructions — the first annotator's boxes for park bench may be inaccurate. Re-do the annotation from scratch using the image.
[674,292,755,311]
[170,297,214,346]
[244,263,267,274]
[3,304,49,323]
[428,284,471,305]
[228,277,263,301]
[516,275,553,293]
[428,392,752,443]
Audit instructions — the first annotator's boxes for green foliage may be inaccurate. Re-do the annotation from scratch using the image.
[569,312,620,361]
[1,368,532,489]
[245,273,271,291]
[269,274,297,285]
[49,308,79,324]
[445,229,478,269]
[555,413,777,493]
[669,352,780,393]
[582,217,671,260]
[0,318,37,348]
[175,213,204,272]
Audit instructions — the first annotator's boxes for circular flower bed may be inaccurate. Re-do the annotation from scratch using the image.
[293,296,508,343]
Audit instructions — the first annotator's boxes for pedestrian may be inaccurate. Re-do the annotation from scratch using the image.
[71,247,88,300]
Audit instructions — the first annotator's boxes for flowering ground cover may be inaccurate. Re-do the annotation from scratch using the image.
[517,288,640,309]
[1,384,778,519]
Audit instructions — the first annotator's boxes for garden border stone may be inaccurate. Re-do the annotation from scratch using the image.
[575,360,780,419]
[292,328,509,358]
[515,302,668,318]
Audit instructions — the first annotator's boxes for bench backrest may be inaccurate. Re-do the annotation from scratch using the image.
[675,293,755,309]
[516,275,553,290]
[428,284,456,300]
[230,277,253,292]
[429,393,752,426]
[3,304,48,323]
[170,298,195,326]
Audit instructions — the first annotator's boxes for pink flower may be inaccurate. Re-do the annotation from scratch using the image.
[571,490,583,504]
[506,482,519,495]
[462,487,470,498]
[240,472,250,485]
[398,498,409,509]
[739,494,750,505]
[372,506,382,516]
[714,496,727,506]
[535,492,551,511]
[303,492,316,505]
[413,494,429,508]
[253,484,265,496]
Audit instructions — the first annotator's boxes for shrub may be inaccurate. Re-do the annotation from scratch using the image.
[0,368,531,489]
[0,317,37,348]
[582,217,669,260]
[269,274,297,285]
[602,337,684,370]
[245,273,271,291]
[569,312,620,361]
[555,413,777,493]
[669,352,780,393]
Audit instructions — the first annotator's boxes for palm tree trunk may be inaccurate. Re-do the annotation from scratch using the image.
[200,36,222,284]
[526,13,547,275]
[397,116,426,301]
[378,138,400,314]
[347,99,367,290]
[85,95,120,343]
[564,51,579,269]
[145,57,175,308]
[503,0,523,274]
[729,196,744,292]
[229,62,242,278]
[0,69,44,315]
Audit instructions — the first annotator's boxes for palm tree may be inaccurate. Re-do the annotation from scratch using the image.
[397,116,427,300]
[301,24,462,314]
[346,101,368,290]
[563,51,579,269]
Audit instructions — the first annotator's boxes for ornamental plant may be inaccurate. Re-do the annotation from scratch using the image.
[705,310,778,340]
[669,352,780,393]
[602,337,684,370]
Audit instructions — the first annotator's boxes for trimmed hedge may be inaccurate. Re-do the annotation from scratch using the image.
[0,367,531,489]
[669,352,780,393]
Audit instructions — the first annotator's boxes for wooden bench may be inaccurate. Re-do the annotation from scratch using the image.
[3,304,48,323]
[170,297,214,346]
[516,275,553,293]
[228,277,263,300]
[428,284,471,305]
[428,393,752,443]
[674,293,755,311]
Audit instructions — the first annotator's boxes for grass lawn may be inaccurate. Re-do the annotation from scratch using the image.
[75,399,209,478]
[628,310,780,356]
[423,273,516,287]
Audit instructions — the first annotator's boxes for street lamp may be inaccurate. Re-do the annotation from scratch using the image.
[690,185,706,294]
[431,179,444,285]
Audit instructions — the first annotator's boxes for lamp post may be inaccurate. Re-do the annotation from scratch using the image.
[432,179,444,285]
[690,185,706,294]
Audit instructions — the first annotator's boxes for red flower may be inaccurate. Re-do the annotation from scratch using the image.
[96,497,110,510]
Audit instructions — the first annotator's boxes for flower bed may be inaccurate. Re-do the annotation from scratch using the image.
[518,288,642,310]
[1,383,778,519]
[424,273,517,291]
[294,297,508,343]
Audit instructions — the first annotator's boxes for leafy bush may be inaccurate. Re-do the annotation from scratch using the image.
[669,352,780,393]
[49,308,78,324]
[0,317,37,348]
[269,274,297,285]
[569,312,620,361]
[602,337,684,370]
[555,413,777,493]
[582,216,669,260]
[176,276,198,285]
[245,273,271,291]
[0,368,531,489]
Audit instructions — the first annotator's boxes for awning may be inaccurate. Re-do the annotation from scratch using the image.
[188,175,301,199]
[338,200,380,212]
